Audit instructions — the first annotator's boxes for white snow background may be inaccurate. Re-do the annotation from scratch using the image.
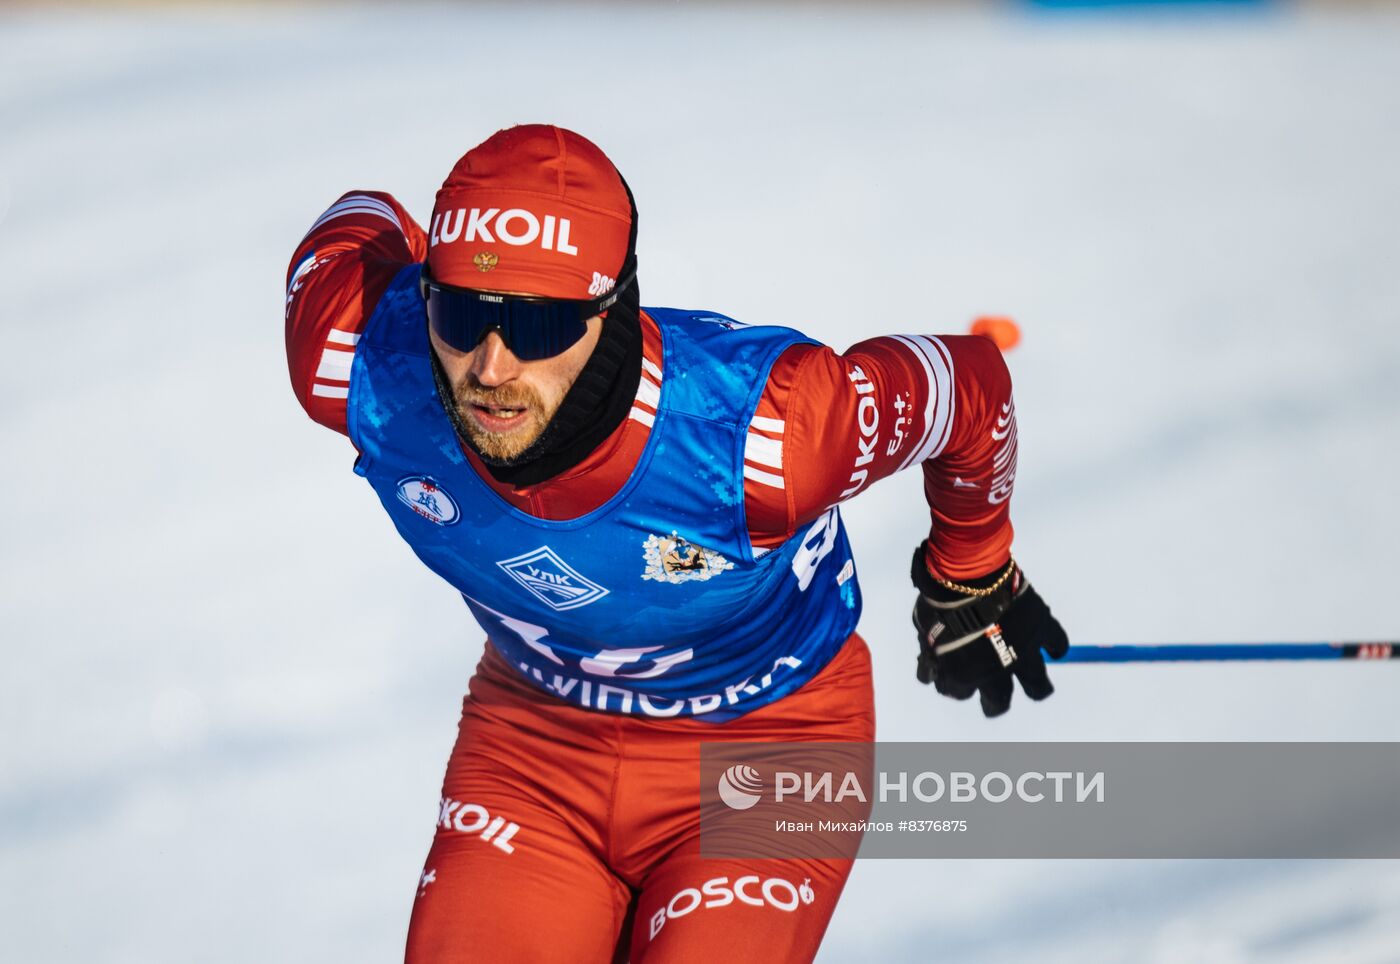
[2,2,1399,961]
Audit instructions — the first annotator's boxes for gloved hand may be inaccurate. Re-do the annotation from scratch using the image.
[910,543,1070,718]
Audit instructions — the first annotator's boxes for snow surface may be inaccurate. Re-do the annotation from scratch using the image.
[2,3,1398,961]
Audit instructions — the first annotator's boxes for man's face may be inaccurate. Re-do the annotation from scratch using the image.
[429,316,603,461]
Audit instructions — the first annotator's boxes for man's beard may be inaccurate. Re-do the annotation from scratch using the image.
[450,375,554,461]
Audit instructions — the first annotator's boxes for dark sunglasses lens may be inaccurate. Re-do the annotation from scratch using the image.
[500,301,589,361]
[424,285,489,352]
[425,285,589,361]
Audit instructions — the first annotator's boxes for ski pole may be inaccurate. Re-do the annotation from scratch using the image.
[1059,642,1398,663]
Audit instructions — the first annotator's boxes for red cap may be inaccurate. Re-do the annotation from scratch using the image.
[428,125,632,300]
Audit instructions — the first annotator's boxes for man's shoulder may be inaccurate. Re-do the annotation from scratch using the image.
[285,193,427,437]
[641,307,818,360]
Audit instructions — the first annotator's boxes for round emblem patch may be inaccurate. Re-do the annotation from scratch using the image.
[642,531,734,584]
[396,476,460,526]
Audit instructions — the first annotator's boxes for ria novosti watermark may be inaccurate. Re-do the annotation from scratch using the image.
[708,754,1101,853]
[718,762,1104,808]
[699,742,1400,859]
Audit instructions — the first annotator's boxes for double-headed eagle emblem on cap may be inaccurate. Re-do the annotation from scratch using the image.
[473,251,499,272]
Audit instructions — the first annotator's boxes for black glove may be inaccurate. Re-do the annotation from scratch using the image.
[911,544,1070,718]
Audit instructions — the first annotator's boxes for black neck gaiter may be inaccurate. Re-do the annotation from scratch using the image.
[430,276,643,488]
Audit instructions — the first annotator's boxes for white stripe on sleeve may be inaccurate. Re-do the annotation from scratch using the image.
[636,376,661,410]
[304,195,404,239]
[743,463,785,489]
[326,329,361,347]
[748,415,785,435]
[909,335,955,464]
[315,348,354,382]
[744,432,783,469]
[890,334,955,470]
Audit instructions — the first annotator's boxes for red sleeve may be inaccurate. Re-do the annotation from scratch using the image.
[744,333,1016,580]
[284,191,428,436]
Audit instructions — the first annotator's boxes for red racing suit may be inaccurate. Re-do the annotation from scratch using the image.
[286,192,1019,962]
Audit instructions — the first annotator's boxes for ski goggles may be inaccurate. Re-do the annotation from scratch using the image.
[419,266,634,361]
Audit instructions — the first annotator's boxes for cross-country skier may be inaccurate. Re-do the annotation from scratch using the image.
[285,124,1069,962]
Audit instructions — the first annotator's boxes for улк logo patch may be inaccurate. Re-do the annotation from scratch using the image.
[642,532,735,584]
[497,546,610,611]
[396,476,460,526]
